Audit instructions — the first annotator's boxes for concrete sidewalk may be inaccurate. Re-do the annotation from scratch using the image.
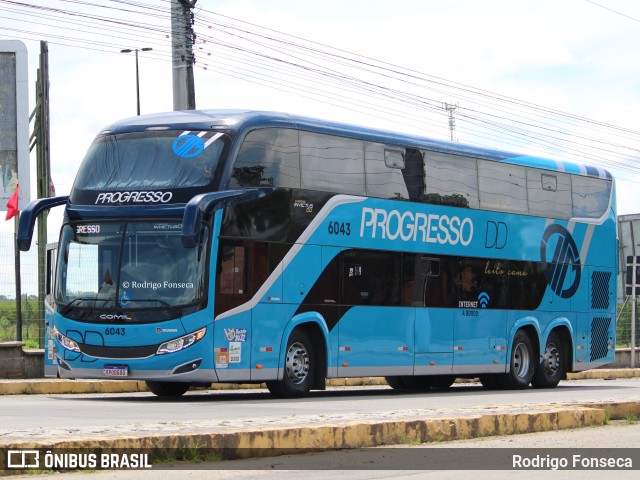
[1,370,639,471]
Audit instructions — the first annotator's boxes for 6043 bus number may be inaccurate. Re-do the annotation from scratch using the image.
[328,222,351,236]
[105,328,126,336]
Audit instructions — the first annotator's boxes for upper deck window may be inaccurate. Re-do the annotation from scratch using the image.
[572,175,612,219]
[364,143,409,200]
[73,130,229,192]
[231,128,300,188]
[527,170,572,219]
[227,126,612,221]
[424,151,479,208]
[478,160,528,215]
[300,131,366,195]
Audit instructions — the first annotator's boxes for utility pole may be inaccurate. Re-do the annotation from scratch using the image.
[632,256,638,369]
[31,41,51,347]
[171,0,197,110]
[443,102,459,142]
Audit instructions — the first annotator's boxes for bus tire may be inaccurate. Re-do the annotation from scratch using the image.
[531,331,564,389]
[400,376,432,389]
[499,330,534,389]
[429,375,456,389]
[266,329,315,398]
[145,381,190,397]
[479,375,502,390]
[385,376,409,389]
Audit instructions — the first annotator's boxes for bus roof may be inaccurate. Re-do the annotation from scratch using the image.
[101,109,612,181]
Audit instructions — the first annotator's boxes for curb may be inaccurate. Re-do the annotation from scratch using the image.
[1,401,639,467]
[0,377,391,395]
[0,368,638,395]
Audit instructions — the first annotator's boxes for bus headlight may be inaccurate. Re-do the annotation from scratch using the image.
[53,326,81,352]
[157,328,206,355]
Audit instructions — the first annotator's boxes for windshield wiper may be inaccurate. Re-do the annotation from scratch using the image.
[63,297,90,308]
[59,297,115,313]
[62,297,112,308]
[119,298,183,316]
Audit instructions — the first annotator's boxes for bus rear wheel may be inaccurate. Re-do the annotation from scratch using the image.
[145,381,190,397]
[266,329,315,398]
[497,330,534,389]
[479,375,502,390]
[531,331,564,389]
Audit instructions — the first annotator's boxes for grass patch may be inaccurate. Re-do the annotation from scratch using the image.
[0,296,44,347]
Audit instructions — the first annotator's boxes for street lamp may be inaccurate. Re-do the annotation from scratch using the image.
[120,47,153,115]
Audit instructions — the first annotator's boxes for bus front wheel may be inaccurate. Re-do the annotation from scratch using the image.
[145,381,190,397]
[385,376,409,389]
[266,329,315,398]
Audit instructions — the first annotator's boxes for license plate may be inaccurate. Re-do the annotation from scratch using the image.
[103,365,128,377]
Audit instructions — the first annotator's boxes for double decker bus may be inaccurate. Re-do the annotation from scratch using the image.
[19,110,617,397]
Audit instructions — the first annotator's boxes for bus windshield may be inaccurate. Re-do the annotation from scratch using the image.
[55,221,209,319]
[72,130,228,192]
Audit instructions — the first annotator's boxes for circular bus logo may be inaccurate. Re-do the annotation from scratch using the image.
[540,224,581,299]
[172,134,204,158]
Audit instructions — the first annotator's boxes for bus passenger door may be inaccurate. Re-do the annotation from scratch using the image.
[44,243,59,377]
[250,242,295,382]
[410,256,454,375]
[214,240,256,381]
[215,240,290,381]
[337,250,413,376]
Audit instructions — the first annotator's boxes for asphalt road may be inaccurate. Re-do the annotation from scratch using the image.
[1,378,639,443]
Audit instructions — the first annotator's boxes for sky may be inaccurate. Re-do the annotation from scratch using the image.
[2,0,640,294]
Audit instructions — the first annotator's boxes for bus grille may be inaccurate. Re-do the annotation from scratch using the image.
[590,317,611,362]
[590,271,611,310]
[79,343,158,359]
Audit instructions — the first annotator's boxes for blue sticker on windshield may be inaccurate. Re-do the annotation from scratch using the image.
[173,134,205,158]
[120,290,131,307]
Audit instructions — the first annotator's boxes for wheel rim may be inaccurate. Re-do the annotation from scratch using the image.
[542,342,560,376]
[512,341,531,380]
[285,341,310,385]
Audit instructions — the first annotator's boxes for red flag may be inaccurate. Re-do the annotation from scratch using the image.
[5,185,19,221]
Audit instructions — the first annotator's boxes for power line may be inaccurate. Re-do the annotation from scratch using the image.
[583,0,640,23]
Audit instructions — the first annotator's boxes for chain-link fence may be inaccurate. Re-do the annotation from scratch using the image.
[616,296,640,348]
[0,233,43,348]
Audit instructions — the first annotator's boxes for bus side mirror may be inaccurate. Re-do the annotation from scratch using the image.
[181,189,271,248]
[17,196,69,251]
